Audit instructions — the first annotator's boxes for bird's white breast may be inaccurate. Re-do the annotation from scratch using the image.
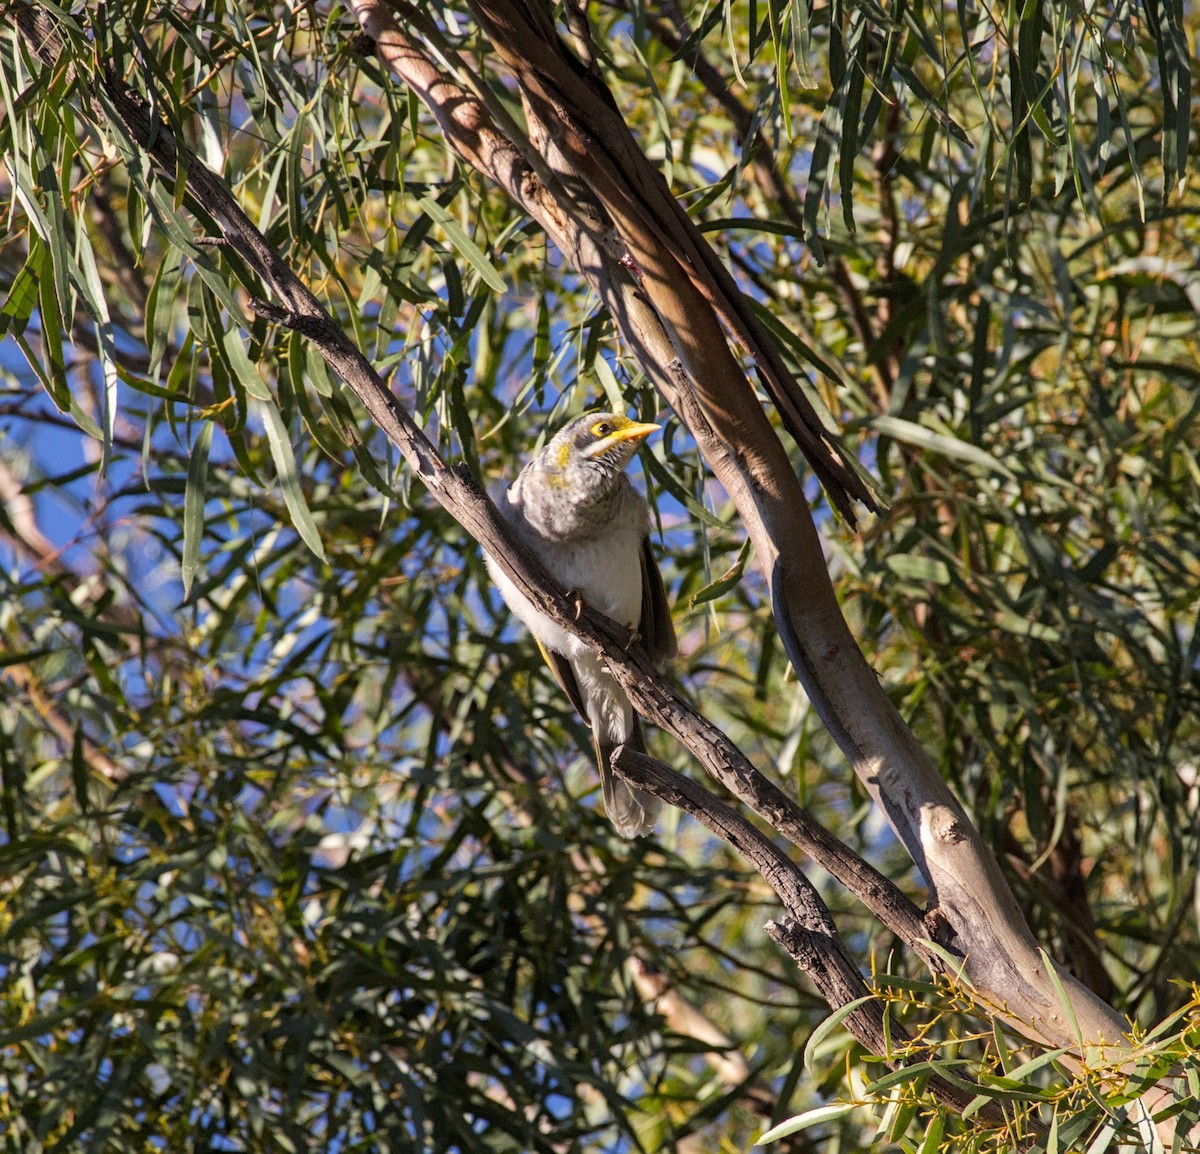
[485,482,646,662]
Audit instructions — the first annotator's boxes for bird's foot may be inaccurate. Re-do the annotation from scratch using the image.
[625,626,642,651]
[565,588,585,619]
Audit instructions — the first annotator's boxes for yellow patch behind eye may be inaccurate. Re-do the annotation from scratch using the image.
[555,442,572,470]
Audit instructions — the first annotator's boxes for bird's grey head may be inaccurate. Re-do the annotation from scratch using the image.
[515,412,660,538]
[543,412,659,484]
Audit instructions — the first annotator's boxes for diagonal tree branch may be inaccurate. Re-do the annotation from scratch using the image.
[611,746,1014,1129]
[456,0,875,524]
[603,0,900,407]
[7,0,921,978]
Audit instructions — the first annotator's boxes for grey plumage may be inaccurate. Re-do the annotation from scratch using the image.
[485,412,677,837]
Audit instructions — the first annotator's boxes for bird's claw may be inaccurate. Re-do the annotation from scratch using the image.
[625,627,642,651]
[565,589,585,619]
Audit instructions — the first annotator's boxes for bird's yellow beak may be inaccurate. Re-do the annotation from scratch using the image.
[582,415,661,461]
[604,420,659,446]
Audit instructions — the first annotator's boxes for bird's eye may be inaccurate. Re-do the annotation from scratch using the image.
[593,421,613,437]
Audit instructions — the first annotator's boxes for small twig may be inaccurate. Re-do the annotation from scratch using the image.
[247,297,332,340]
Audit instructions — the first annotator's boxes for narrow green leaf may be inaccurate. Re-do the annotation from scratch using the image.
[416,195,507,294]
[994,608,1062,642]
[1047,1100,1060,1154]
[290,334,349,462]
[304,341,334,400]
[885,554,951,585]
[146,246,184,381]
[30,131,74,331]
[1141,0,1190,197]
[640,448,725,529]
[70,722,89,814]
[446,365,480,479]
[790,0,816,88]
[804,994,878,1072]
[1036,950,1084,1046]
[286,106,307,242]
[0,1007,80,1048]
[868,415,1017,478]
[182,420,214,599]
[0,244,41,337]
[1139,1001,1194,1044]
[259,399,327,562]
[893,58,971,145]
[37,242,67,402]
[533,292,551,375]
[116,363,189,403]
[917,1110,944,1154]
[995,1045,1071,1085]
[1082,1113,1123,1154]
[863,1058,969,1097]
[592,356,626,412]
[690,539,752,607]
[885,1093,918,1143]
[73,219,119,477]
[756,1102,857,1145]
[802,101,837,262]
[13,333,101,438]
[992,1019,1012,1074]
[1058,1107,1111,1153]
[838,13,868,233]
[222,325,272,402]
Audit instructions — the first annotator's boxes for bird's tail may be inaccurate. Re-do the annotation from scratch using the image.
[597,716,661,838]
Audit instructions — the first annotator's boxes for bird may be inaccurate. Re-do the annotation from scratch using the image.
[485,412,677,837]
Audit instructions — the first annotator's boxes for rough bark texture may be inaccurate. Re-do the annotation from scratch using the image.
[612,747,1013,1127]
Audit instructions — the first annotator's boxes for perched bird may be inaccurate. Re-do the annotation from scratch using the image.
[486,412,677,837]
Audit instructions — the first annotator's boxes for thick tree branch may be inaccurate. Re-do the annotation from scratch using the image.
[612,746,1013,1128]
[455,0,874,524]
[611,0,897,405]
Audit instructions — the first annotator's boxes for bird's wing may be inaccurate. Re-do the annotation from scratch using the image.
[536,638,590,724]
[639,536,678,663]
